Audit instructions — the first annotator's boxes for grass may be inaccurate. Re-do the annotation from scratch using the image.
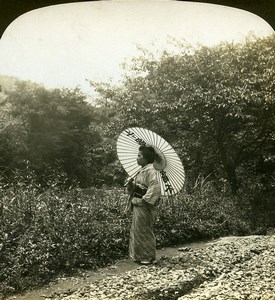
[0,174,272,297]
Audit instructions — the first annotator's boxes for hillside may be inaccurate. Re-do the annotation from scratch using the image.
[0,75,20,93]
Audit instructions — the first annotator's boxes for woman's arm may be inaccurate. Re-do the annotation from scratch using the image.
[142,169,161,206]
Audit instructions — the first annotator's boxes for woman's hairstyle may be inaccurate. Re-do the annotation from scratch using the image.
[139,145,156,164]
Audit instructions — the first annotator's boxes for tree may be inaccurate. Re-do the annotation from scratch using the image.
[92,34,275,193]
[1,80,102,186]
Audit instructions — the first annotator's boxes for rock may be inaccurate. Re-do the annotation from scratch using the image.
[267,234,275,248]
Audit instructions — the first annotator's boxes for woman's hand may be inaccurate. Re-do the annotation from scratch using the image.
[131,198,143,206]
[125,178,134,195]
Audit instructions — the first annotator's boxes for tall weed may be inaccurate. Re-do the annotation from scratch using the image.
[155,175,252,246]
[0,173,271,296]
[0,172,130,296]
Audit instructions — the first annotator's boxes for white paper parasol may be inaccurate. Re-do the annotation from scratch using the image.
[116,127,185,196]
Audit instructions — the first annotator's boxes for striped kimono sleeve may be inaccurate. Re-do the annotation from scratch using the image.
[142,168,161,206]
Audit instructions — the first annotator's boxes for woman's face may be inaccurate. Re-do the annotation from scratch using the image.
[137,151,148,167]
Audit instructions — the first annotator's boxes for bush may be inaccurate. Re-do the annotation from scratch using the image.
[155,177,252,247]
[0,173,273,297]
[0,175,131,296]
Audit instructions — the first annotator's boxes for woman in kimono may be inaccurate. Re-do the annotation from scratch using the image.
[127,145,161,265]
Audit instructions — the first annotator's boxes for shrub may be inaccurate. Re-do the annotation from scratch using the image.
[0,173,273,297]
[155,177,252,247]
[0,175,131,296]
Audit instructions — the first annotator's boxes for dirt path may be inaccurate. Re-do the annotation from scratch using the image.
[5,241,206,300]
[5,235,275,300]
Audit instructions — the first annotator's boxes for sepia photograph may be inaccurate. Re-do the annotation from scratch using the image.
[0,1,274,299]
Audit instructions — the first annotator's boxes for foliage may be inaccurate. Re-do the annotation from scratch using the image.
[0,35,275,297]
[155,176,252,247]
[91,34,275,193]
[1,171,272,297]
[0,75,18,93]
[0,80,103,186]
[0,171,131,296]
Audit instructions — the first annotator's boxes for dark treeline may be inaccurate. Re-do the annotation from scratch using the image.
[0,80,111,187]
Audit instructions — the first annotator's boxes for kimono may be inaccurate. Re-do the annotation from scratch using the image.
[129,163,161,262]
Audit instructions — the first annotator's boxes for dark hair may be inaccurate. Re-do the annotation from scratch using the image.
[139,145,156,164]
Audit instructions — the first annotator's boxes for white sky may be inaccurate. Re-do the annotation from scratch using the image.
[0,0,273,95]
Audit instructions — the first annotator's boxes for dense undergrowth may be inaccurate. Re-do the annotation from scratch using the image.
[0,172,274,297]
